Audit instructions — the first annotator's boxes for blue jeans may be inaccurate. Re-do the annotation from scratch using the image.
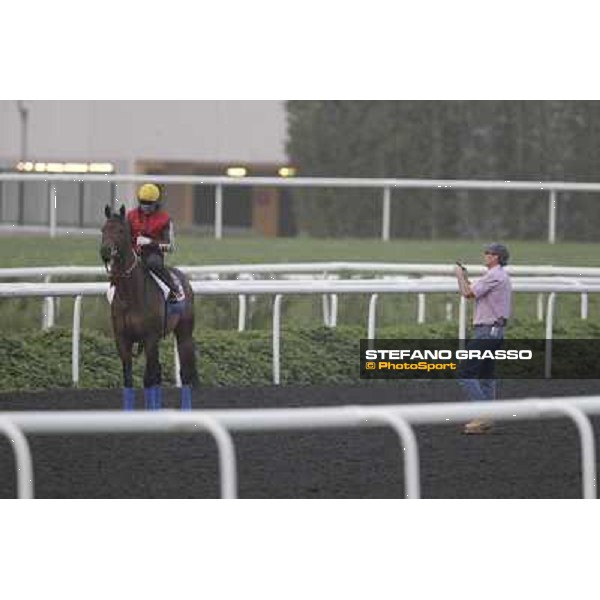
[457,325,504,402]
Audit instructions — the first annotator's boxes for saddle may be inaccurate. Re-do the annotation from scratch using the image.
[106,268,186,305]
[148,269,186,303]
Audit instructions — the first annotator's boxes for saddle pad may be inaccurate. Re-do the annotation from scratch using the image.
[149,269,185,301]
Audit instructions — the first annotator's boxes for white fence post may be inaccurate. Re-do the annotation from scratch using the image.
[236,273,253,332]
[551,404,597,499]
[544,292,556,378]
[368,294,379,339]
[417,293,426,324]
[42,274,55,330]
[329,294,338,327]
[189,415,238,499]
[548,189,557,244]
[382,187,391,241]
[0,419,34,499]
[581,293,588,320]
[215,184,223,240]
[237,294,247,332]
[360,410,421,499]
[49,184,57,239]
[272,294,283,385]
[321,271,330,326]
[321,294,330,327]
[72,295,83,386]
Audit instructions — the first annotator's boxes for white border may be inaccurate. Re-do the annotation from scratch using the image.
[3,1,600,99]
[0,501,596,599]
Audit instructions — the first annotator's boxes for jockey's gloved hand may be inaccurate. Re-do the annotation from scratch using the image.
[137,235,152,246]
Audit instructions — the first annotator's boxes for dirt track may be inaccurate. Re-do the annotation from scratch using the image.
[0,379,599,498]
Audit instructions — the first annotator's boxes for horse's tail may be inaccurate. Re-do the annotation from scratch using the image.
[133,341,144,357]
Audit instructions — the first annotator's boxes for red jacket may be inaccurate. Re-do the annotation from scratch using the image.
[127,208,174,253]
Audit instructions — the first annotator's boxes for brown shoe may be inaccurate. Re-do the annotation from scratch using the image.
[463,419,493,435]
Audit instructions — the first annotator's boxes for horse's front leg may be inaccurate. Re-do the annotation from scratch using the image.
[143,336,162,410]
[116,335,134,410]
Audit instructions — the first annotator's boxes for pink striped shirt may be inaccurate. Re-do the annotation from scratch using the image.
[471,265,512,325]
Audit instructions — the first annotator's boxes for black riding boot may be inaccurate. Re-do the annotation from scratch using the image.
[144,251,179,301]
[152,266,180,301]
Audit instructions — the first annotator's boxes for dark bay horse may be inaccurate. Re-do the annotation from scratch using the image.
[100,204,198,410]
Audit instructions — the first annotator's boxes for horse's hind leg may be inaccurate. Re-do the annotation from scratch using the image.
[175,321,198,411]
[117,336,134,410]
[143,336,162,410]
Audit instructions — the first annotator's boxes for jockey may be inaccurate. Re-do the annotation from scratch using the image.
[127,183,181,302]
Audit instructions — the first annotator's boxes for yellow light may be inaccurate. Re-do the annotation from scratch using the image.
[15,162,35,172]
[278,167,296,177]
[15,161,113,173]
[226,167,247,177]
[64,163,89,173]
[88,163,114,173]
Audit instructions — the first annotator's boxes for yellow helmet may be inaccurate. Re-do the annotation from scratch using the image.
[137,183,161,203]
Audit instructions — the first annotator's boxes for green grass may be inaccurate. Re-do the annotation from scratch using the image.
[1,235,599,266]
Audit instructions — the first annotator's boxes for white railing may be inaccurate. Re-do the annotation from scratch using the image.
[3,173,600,242]
[1,279,599,385]
[3,262,600,279]
[2,262,599,330]
[1,395,599,498]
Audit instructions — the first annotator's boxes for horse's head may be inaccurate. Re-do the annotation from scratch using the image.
[100,204,131,271]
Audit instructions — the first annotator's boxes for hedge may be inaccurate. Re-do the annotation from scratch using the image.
[0,320,599,391]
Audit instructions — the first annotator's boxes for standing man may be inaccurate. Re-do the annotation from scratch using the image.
[454,243,512,434]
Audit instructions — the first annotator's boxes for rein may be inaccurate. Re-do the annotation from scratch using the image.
[106,247,139,280]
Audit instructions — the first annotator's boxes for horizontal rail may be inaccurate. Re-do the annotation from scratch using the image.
[1,279,600,298]
[190,397,600,430]
[2,262,600,279]
[4,172,600,193]
[5,397,600,434]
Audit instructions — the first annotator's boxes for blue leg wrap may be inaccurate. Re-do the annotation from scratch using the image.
[122,387,135,411]
[181,385,192,411]
[144,387,154,410]
[153,385,162,410]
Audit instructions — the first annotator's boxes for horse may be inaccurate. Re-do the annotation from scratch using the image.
[100,204,198,410]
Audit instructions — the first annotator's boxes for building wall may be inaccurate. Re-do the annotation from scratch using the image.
[0,101,290,231]
[0,100,288,165]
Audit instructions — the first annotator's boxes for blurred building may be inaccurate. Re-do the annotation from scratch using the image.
[0,100,295,236]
